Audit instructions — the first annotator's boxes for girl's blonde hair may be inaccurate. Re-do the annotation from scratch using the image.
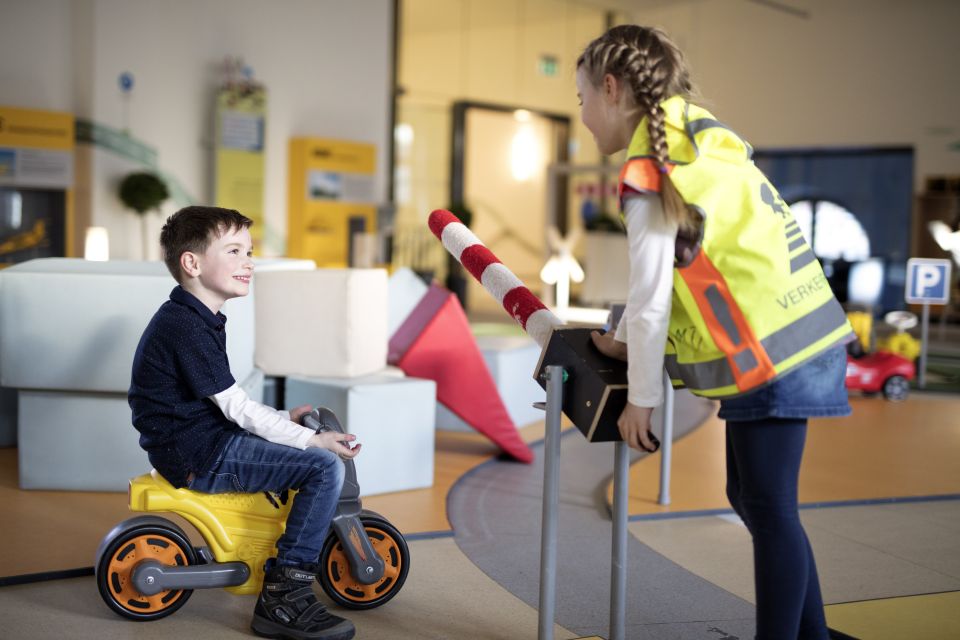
[577,25,698,231]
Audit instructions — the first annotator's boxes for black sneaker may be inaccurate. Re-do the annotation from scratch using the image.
[251,563,355,640]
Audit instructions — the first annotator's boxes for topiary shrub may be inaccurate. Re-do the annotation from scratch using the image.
[118,172,169,259]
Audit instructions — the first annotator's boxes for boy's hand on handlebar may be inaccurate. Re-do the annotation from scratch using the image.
[307,431,361,458]
[288,404,313,424]
[591,330,627,361]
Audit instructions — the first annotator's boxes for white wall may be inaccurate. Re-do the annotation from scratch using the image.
[633,0,960,186]
[1,0,395,258]
[0,0,75,112]
[4,0,957,258]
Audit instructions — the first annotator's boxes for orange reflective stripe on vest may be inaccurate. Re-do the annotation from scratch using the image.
[680,250,777,391]
[619,157,665,198]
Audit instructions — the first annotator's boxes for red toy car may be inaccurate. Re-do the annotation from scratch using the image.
[845,350,916,401]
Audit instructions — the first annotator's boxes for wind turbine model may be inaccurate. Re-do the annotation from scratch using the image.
[540,226,584,311]
[928,220,960,266]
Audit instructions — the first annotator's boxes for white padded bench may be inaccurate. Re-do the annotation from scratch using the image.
[254,269,388,378]
[0,258,258,490]
[17,369,264,491]
[285,370,436,497]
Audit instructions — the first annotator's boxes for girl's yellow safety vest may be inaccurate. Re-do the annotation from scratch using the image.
[619,96,854,398]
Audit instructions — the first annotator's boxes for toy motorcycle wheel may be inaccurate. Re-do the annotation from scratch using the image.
[95,520,197,621]
[882,375,910,402]
[318,511,410,610]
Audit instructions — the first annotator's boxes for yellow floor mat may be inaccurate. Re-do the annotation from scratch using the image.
[826,591,960,640]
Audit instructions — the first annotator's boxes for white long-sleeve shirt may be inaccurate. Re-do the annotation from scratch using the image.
[613,193,678,408]
[209,384,315,450]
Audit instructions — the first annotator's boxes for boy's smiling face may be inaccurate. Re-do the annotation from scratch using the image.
[186,224,254,312]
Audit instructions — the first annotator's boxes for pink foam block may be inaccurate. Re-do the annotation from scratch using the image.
[390,285,533,463]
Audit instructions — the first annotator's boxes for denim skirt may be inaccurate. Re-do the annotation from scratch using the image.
[717,345,851,422]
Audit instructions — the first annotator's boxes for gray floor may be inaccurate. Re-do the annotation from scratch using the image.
[629,500,960,607]
[448,392,762,639]
[3,499,958,640]
[2,386,959,639]
[0,537,568,640]
[445,387,960,640]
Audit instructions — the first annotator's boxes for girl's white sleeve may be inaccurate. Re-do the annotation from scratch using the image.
[209,384,314,450]
[616,193,678,407]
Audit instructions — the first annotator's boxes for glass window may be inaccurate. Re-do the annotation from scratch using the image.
[790,199,870,261]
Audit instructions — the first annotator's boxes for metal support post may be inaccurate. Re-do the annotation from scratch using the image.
[658,369,675,506]
[919,303,930,389]
[610,441,630,640]
[538,365,564,640]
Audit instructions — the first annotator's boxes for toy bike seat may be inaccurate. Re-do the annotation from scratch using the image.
[128,470,292,594]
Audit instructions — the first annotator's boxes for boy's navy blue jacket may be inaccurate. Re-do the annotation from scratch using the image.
[129,286,240,488]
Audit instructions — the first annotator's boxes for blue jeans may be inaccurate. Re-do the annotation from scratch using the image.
[726,419,829,640]
[718,349,847,639]
[188,430,345,567]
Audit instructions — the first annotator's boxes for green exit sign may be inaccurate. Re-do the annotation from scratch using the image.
[538,54,559,77]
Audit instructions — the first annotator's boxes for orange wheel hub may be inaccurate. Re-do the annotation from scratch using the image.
[325,525,403,603]
[105,533,189,614]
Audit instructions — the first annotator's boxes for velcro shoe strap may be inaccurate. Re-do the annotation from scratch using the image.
[301,601,332,624]
[283,586,318,605]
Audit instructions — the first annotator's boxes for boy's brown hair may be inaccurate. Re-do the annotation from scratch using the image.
[160,206,253,282]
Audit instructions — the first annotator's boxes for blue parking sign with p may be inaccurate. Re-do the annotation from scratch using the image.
[905,258,951,304]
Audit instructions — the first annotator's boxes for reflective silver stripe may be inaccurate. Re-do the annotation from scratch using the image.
[786,227,802,240]
[684,104,751,161]
[732,348,758,374]
[687,117,747,145]
[790,248,817,273]
[787,236,806,252]
[704,285,742,345]
[664,354,735,389]
[761,296,850,363]
[666,296,850,391]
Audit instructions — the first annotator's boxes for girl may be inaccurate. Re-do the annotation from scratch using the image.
[577,25,854,640]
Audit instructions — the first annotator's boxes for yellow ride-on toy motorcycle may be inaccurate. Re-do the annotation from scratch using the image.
[94,408,409,620]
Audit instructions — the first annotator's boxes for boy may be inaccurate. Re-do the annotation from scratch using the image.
[129,206,359,640]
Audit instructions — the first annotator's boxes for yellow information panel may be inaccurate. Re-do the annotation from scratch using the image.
[287,137,377,267]
[0,106,74,151]
[214,87,266,248]
[0,106,75,262]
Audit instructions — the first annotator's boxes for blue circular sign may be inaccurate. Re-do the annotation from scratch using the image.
[119,72,135,93]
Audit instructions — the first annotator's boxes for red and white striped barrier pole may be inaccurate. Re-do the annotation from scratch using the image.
[428,209,562,348]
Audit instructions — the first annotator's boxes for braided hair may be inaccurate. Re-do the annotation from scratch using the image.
[577,26,698,231]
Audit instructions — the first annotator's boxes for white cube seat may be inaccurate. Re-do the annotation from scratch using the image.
[284,371,435,497]
[252,257,317,273]
[387,267,429,337]
[16,368,264,491]
[17,389,147,491]
[254,269,388,378]
[0,258,255,392]
[437,335,545,432]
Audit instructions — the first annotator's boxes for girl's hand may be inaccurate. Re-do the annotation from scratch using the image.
[591,330,628,361]
[617,403,659,452]
[289,404,313,424]
[307,431,361,458]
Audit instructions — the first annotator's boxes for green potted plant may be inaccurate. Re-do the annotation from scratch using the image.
[118,172,169,260]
